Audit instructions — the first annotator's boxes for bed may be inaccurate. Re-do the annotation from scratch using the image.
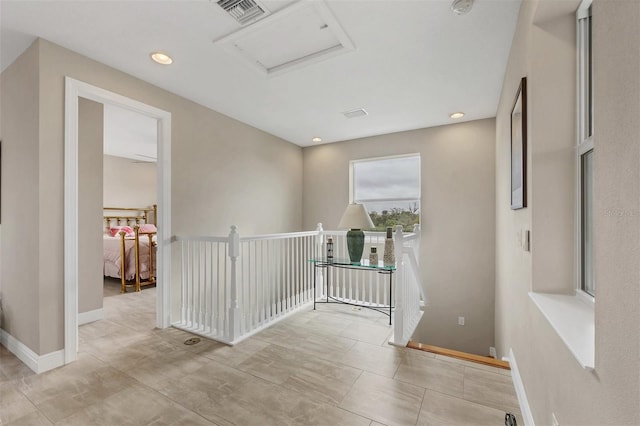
[103,205,157,293]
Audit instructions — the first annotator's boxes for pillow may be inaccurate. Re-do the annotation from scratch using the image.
[139,224,157,234]
[109,226,134,237]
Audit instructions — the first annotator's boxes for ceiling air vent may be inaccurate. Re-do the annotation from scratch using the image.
[214,1,354,76]
[342,108,368,119]
[217,0,267,25]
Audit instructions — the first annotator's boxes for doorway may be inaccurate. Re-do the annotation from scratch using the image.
[64,77,172,364]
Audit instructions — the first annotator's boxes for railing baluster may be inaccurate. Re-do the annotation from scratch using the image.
[180,241,186,324]
[197,241,201,329]
[215,242,220,333]
[284,238,289,311]
[270,239,275,318]
[223,243,228,337]
[189,241,194,326]
[260,241,265,323]
[368,268,373,307]
[252,241,257,329]
[209,242,212,332]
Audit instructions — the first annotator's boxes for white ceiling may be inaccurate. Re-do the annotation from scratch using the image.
[103,103,158,162]
[0,0,521,147]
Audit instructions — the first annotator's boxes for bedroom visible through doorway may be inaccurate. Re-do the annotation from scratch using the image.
[102,104,159,298]
[64,77,172,365]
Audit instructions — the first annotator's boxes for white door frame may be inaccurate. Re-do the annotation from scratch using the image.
[64,77,172,363]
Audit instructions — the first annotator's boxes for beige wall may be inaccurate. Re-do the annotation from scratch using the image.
[0,42,40,351]
[303,119,496,355]
[103,155,157,209]
[0,38,303,355]
[494,0,640,424]
[78,99,104,315]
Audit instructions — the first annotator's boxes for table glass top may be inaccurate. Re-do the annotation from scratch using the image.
[309,258,396,271]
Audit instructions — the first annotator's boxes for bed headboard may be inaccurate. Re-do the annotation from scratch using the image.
[103,205,157,230]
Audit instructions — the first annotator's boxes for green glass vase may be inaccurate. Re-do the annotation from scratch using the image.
[346,229,365,264]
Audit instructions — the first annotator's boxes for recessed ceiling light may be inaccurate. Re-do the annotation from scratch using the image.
[312,137,322,143]
[150,52,173,65]
[450,112,465,119]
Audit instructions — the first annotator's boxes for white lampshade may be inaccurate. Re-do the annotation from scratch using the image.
[338,203,375,230]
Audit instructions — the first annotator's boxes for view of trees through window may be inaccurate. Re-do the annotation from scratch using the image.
[367,202,420,232]
[352,155,421,232]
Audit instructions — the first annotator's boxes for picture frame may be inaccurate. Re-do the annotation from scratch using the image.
[510,77,527,210]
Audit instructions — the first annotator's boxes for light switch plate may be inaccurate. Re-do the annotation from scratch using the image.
[522,229,530,251]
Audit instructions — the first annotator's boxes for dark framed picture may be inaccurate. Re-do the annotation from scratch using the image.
[511,77,527,210]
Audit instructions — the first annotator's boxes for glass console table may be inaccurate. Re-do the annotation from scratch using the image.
[309,258,395,325]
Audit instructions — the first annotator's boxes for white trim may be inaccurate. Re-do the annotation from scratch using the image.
[575,288,595,305]
[529,292,595,370]
[156,98,173,328]
[64,77,172,365]
[508,348,536,426]
[575,0,594,297]
[78,308,104,325]
[64,78,79,364]
[576,0,591,20]
[349,153,422,206]
[578,137,594,155]
[172,301,314,346]
[351,152,422,164]
[0,329,65,374]
[354,197,421,203]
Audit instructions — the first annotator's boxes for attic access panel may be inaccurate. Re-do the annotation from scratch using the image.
[215,1,355,76]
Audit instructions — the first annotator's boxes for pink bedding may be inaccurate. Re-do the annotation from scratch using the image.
[103,234,156,281]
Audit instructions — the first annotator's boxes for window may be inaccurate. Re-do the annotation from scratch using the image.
[577,0,594,297]
[351,154,420,231]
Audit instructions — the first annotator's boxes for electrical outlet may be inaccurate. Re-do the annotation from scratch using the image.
[458,316,465,326]
[489,346,497,358]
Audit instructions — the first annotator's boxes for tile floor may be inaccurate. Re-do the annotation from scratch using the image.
[1,287,522,425]
[102,277,124,298]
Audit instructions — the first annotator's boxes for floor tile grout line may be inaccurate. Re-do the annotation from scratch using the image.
[421,385,515,415]
[413,385,427,426]
[11,374,56,426]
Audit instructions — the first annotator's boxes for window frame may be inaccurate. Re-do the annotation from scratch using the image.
[576,0,595,299]
[349,153,421,231]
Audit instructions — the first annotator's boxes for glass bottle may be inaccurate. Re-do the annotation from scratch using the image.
[383,227,395,267]
[369,247,379,267]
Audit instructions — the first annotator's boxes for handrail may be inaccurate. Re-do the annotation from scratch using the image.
[239,230,319,241]
[173,235,231,243]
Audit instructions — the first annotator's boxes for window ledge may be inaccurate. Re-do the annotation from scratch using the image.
[529,292,595,370]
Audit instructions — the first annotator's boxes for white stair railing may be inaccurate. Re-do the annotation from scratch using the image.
[172,224,423,346]
[173,227,320,344]
[389,224,425,346]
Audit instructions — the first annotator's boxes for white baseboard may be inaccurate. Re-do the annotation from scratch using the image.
[78,308,104,325]
[0,328,65,374]
[509,348,536,426]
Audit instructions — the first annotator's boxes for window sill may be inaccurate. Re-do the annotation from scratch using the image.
[528,292,595,370]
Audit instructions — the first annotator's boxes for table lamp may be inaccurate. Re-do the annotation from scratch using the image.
[338,203,375,264]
